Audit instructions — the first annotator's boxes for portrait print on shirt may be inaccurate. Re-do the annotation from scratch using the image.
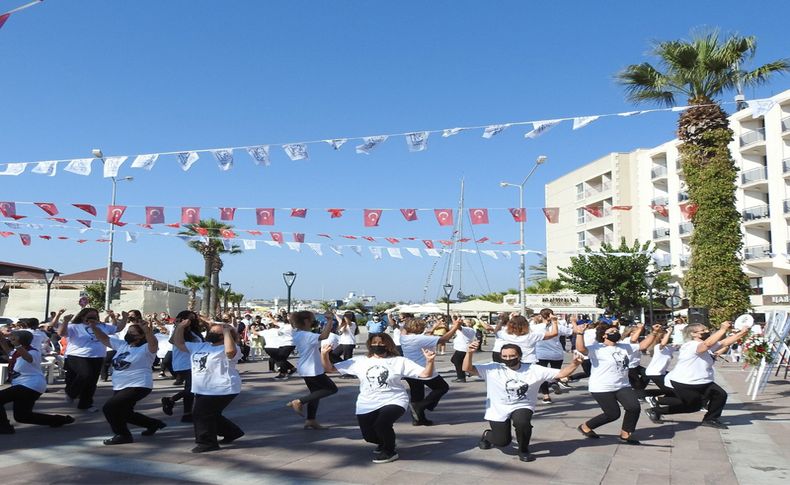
[612,349,630,370]
[192,352,209,372]
[503,376,530,403]
[364,365,390,390]
[112,351,132,371]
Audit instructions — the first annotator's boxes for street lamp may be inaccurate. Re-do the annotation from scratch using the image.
[44,269,60,321]
[644,274,656,325]
[0,279,6,312]
[442,283,453,316]
[667,285,681,322]
[95,148,134,311]
[283,271,297,313]
[221,282,231,313]
[500,155,548,316]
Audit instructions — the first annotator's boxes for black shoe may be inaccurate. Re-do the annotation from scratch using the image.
[173,379,184,386]
[372,451,399,464]
[577,424,599,439]
[645,408,663,424]
[220,431,245,444]
[452,378,467,383]
[478,431,492,450]
[408,403,422,422]
[373,444,384,454]
[700,419,728,430]
[50,415,75,428]
[191,444,221,453]
[141,422,167,436]
[103,434,134,445]
[181,414,193,423]
[518,452,535,462]
[618,436,641,445]
[0,424,15,434]
[274,374,287,379]
[412,419,434,426]
[161,397,175,416]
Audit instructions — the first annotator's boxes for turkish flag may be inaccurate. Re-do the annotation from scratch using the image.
[509,208,526,222]
[341,235,357,240]
[328,208,345,218]
[0,14,10,30]
[680,203,699,221]
[271,232,284,243]
[422,240,435,249]
[48,217,67,223]
[0,201,17,218]
[19,234,31,246]
[138,223,152,229]
[318,233,332,239]
[57,236,69,240]
[583,205,602,218]
[221,229,236,239]
[612,205,632,211]
[77,240,88,244]
[73,204,97,216]
[476,237,489,243]
[651,205,669,217]
[459,238,470,243]
[542,207,559,224]
[77,220,92,228]
[293,233,305,243]
[364,209,382,227]
[219,207,236,221]
[0,232,14,237]
[493,241,506,245]
[39,235,52,240]
[146,206,165,224]
[195,227,209,236]
[439,240,453,246]
[246,230,263,236]
[181,207,201,224]
[400,208,418,221]
[469,208,489,225]
[106,205,127,225]
[362,236,376,242]
[167,223,181,228]
[34,202,59,216]
[385,237,400,244]
[256,208,275,225]
[291,208,307,218]
[434,209,454,226]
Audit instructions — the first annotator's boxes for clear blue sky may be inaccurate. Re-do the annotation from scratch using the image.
[1,0,789,303]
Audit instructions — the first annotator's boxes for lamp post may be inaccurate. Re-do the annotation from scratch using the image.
[94,148,134,312]
[221,282,231,313]
[442,283,453,316]
[44,269,60,321]
[283,271,297,313]
[667,285,680,321]
[644,274,655,326]
[500,155,548,316]
[0,279,6,312]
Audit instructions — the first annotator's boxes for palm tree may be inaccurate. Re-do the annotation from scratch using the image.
[617,30,789,322]
[180,273,207,311]
[229,292,244,314]
[527,255,547,284]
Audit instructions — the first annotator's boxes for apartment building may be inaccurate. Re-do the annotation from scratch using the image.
[546,88,790,319]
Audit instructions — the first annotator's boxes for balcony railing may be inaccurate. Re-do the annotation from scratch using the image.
[784,158,790,174]
[653,227,670,239]
[678,192,690,202]
[651,196,669,206]
[743,204,770,221]
[651,166,667,179]
[654,254,671,269]
[782,116,790,133]
[679,222,694,235]
[741,166,768,184]
[739,127,766,147]
[744,244,772,260]
[680,255,690,268]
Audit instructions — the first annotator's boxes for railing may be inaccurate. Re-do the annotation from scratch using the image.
[679,255,690,268]
[783,158,790,174]
[651,196,669,206]
[744,244,772,260]
[678,192,690,202]
[679,222,694,235]
[741,166,768,184]
[651,166,667,179]
[654,255,671,268]
[653,227,670,239]
[742,204,770,221]
[739,127,766,147]
[782,116,790,133]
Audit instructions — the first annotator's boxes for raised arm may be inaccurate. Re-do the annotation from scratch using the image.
[658,326,672,349]
[110,310,127,333]
[89,321,112,348]
[223,323,237,359]
[141,321,158,353]
[0,337,33,363]
[630,323,644,343]
[573,322,588,355]
[173,320,189,353]
[319,316,334,340]
[697,321,731,354]
[462,340,481,377]
[719,323,752,349]
[437,317,463,345]
[418,348,436,378]
[638,324,661,351]
[56,312,74,338]
[555,354,584,380]
[542,317,559,340]
[320,343,337,373]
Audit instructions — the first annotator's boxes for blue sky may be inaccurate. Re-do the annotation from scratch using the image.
[1,0,789,303]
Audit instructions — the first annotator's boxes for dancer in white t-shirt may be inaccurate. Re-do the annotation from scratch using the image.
[464,341,582,462]
[321,333,435,464]
[162,311,205,422]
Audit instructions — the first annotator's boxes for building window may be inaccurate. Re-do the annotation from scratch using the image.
[577,232,586,249]
[577,208,586,225]
[576,183,584,200]
[750,277,763,295]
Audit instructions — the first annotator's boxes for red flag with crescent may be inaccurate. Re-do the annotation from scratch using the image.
[364,209,382,227]
[508,208,526,222]
[385,237,400,244]
[145,206,165,225]
[246,230,263,236]
[328,208,345,218]
[73,204,97,216]
[181,207,200,224]
[219,207,236,221]
[270,232,284,243]
[48,217,67,223]
[651,205,669,217]
[106,205,127,225]
[293,233,305,243]
[583,205,602,218]
[77,220,92,228]
[256,208,275,225]
[195,227,208,236]
[476,237,489,243]
[542,207,560,223]
[19,234,31,246]
[221,229,236,239]
[422,240,435,249]
[680,203,698,221]
[0,201,17,218]
[434,209,454,226]
[400,208,418,221]
[34,202,59,216]
[469,208,489,225]
[290,208,307,218]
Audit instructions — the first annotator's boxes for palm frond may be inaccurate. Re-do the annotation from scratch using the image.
[617,63,677,106]
[742,60,790,86]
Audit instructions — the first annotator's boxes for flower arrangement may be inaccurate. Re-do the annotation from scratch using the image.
[742,334,773,367]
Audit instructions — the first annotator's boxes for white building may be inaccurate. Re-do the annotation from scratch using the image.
[546,88,790,320]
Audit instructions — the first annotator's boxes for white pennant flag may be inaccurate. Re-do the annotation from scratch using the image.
[222,239,233,251]
[329,245,343,255]
[79,227,90,234]
[103,156,128,178]
[356,136,388,155]
[131,154,159,170]
[283,144,309,161]
[0,163,27,176]
[369,246,383,260]
[425,248,441,257]
[306,242,323,256]
[212,149,234,171]
[501,251,512,259]
[481,250,498,259]
[524,119,561,139]
[125,232,138,243]
[748,99,776,118]
[386,247,403,259]
[64,158,92,176]
[572,115,600,130]
[618,111,640,117]
[177,152,199,171]
[242,239,257,250]
[405,132,429,152]
[482,124,509,139]
[442,127,463,137]
[405,247,421,257]
[31,160,57,176]
[263,240,281,247]
[349,245,362,256]
[324,139,347,150]
[246,146,271,166]
[286,242,302,252]
[671,106,689,112]
[460,249,477,254]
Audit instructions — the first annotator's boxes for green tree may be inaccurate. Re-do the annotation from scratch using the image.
[525,279,564,294]
[373,302,396,313]
[180,273,207,311]
[84,282,106,310]
[617,30,789,322]
[558,239,668,315]
[527,255,548,284]
[317,301,335,312]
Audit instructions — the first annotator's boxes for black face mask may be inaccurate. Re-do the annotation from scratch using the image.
[501,358,521,369]
[698,332,711,340]
[205,332,223,344]
[605,332,622,343]
[370,345,387,356]
[124,334,143,346]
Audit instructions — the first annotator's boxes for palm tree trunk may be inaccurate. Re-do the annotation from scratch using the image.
[188,289,196,311]
[200,255,213,316]
[211,271,220,318]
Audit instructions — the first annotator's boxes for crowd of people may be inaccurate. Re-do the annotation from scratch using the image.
[0,305,756,463]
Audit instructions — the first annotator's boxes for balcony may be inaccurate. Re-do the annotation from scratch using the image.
[784,199,790,215]
[653,227,670,240]
[651,196,669,206]
[741,166,767,185]
[679,254,690,268]
[743,244,772,261]
[678,192,690,202]
[654,254,671,269]
[782,116,790,133]
[743,204,770,222]
[651,166,667,179]
[784,158,790,175]
[679,222,694,237]
[739,127,766,147]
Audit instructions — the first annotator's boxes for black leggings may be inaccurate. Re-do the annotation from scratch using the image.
[161,351,174,377]
[193,393,242,447]
[0,385,71,427]
[484,408,534,453]
[660,381,727,421]
[628,366,649,390]
[103,387,163,436]
[101,350,117,381]
[277,346,296,374]
[404,375,449,418]
[587,387,640,433]
[264,348,279,372]
[356,404,405,454]
[298,374,338,420]
[450,350,467,380]
[645,374,676,398]
[169,370,194,416]
[333,344,355,361]
[537,359,563,394]
[570,359,592,381]
[64,355,104,409]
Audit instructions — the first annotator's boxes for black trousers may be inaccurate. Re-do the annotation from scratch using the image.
[628,366,649,390]
[356,404,405,454]
[661,381,727,421]
[645,374,676,398]
[404,375,449,418]
[299,374,338,420]
[450,350,467,380]
[0,385,71,427]
[64,356,104,409]
[264,348,279,372]
[570,359,592,381]
[161,351,174,377]
[101,350,117,381]
[192,393,242,447]
[239,344,250,361]
[484,408,534,453]
[333,344,355,361]
[103,387,163,436]
[537,359,563,394]
[277,346,297,374]
[169,370,194,416]
[587,387,640,433]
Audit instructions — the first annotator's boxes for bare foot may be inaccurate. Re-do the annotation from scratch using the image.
[287,399,304,416]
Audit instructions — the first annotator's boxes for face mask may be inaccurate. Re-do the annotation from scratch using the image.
[373,317,381,322]
[698,332,711,340]
[501,358,521,369]
[605,332,622,343]
[205,332,223,344]
[124,334,143,345]
[370,345,387,356]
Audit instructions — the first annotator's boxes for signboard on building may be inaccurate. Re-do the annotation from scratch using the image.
[523,294,598,308]
[762,294,790,305]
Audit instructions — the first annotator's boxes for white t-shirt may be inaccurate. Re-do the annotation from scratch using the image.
[23,329,51,355]
[155,332,173,359]
[293,330,324,377]
[10,347,47,394]
[335,356,424,414]
[452,327,477,350]
[322,333,341,351]
[172,331,202,372]
[276,323,294,347]
[666,341,721,386]
[260,328,283,349]
[400,334,440,378]
[474,362,560,421]
[535,321,572,361]
[645,345,675,376]
[626,341,642,369]
[495,330,545,363]
[65,323,118,358]
[185,341,242,395]
[586,342,639,392]
[109,338,156,390]
[391,326,402,346]
[339,323,357,345]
